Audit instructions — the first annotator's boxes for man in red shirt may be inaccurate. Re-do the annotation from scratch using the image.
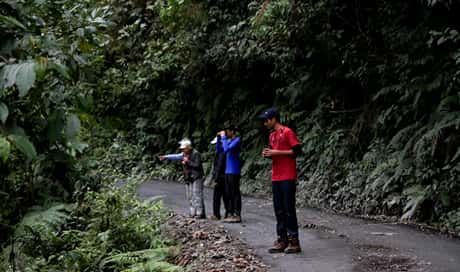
[260,108,302,254]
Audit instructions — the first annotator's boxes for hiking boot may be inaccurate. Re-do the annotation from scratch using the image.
[285,236,301,254]
[268,237,288,253]
[225,215,241,223]
[224,215,242,223]
[223,214,235,223]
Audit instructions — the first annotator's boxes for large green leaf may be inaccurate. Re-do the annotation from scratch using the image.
[9,135,37,160]
[16,62,36,97]
[0,15,26,30]
[0,136,10,162]
[65,113,81,139]
[0,64,21,89]
[0,62,37,96]
[0,102,8,124]
[9,125,26,137]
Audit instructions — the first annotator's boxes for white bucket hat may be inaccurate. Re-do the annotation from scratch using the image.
[179,138,192,149]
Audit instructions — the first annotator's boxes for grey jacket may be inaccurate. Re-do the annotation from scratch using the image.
[186,149,204,180]
[164,149,204,181]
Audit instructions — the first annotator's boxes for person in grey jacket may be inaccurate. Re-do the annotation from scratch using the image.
[159,138,206,219]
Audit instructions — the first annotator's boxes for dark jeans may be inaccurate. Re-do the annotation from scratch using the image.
[225,174,242,216]
[272,180,299,239]
[213,177,228,219]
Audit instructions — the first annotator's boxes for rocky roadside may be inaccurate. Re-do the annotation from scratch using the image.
[163,214,269,272]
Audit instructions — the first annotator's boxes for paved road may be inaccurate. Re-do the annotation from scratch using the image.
[138,180,460,272]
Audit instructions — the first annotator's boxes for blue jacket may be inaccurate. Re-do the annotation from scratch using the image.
[221,136,241,175]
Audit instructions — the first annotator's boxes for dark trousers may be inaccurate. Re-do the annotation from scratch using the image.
[213,177,228,219]
[272,180,299,239]
[225,174,241,216]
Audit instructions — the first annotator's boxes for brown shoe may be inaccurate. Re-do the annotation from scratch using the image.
[223,215,241,223]
[285,236,301,254]
[223,215,235,223]
[268,237,288,253]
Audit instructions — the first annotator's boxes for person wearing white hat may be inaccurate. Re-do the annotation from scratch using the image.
[159,138,206,218]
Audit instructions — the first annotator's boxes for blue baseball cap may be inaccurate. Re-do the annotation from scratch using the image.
[258,107,279,120]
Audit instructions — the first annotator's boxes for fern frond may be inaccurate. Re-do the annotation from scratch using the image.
[15,203,72,235]
[100,247,180,269]
[413,111,460,161]
[389,123,419,150]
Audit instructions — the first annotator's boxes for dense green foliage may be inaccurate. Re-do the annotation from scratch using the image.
[0,124,181,270]
[0,0,108,241]
[1,1,460,269]
[1,185,180,271]
[0,0,181,270]
[83,0,459,231]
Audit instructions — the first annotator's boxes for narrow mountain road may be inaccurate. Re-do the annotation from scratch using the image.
[138,180,460,272]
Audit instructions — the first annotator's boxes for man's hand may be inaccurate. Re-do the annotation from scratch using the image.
[262,148,294,157]
[218,130,226,137]
[159,155,166,161]
[182,156,189,165]
[262,148,274,157]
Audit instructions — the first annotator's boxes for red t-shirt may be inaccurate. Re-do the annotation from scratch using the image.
[269,126,301,182]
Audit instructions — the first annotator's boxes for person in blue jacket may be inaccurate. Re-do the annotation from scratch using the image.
[219,124,242,223]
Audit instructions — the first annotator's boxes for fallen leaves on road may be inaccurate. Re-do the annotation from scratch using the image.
[353,244,429,272]
[163,214,269,272]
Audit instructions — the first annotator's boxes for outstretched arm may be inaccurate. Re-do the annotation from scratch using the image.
[159,153,184,161]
